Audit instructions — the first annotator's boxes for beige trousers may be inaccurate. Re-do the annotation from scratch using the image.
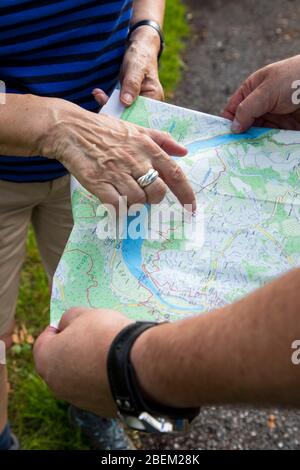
[0,175,73,337]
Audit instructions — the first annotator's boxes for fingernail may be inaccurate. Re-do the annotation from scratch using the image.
[122,93,134,105]
[231,118,241,133]
[185,199,197,214]
[49,326,58,333]
[192,199,197,213]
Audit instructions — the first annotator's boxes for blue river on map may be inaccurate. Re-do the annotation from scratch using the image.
[121,127,272,312]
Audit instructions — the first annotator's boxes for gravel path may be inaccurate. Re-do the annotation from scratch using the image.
[141,0,300,450]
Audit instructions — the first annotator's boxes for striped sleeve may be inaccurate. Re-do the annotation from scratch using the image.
[0,0,132,182]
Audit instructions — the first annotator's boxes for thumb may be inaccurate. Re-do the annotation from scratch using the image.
[92,88,109,106]
[232,86,271,133]
[120,61,145,106]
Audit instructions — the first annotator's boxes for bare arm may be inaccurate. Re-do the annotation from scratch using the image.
[129,0,165,54]
[0,93,56,157]
[132,268,300,409]
[131,0,165,27]
[0,93,194,209]
[34,268,300,416]
[115,0,166,106]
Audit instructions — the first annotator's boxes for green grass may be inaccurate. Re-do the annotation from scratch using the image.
[8,229,89,450]
[7,0,189,450]
[160,0,189,95]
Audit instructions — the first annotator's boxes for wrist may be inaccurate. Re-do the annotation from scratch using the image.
[0,94,62,158]
[108,320,199,432]
[130,321,178,408]
[128,25,161,57]
[38,97,86,161]
[34,96,71,159]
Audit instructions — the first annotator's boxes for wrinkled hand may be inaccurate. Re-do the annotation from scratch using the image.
[43,99,195,210]
[34,308,133,417]
[223,55,300,132]
[120,25,164,105]
[93,26,164,107]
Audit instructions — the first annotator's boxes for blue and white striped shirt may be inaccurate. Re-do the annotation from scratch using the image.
[0,0,132,182]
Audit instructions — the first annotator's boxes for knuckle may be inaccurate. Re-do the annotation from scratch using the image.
[169,164,186,183]
[140,133,153,144]
[150,82,164,100]
[102,191,119,207]
[132,193,147,205]
[236,101,246,116]
[81,166,98,183]
[125,76,141,93]
[139,134,157,153]
[121,145,139,165]
[237,99,244,110]
[261,63,272,76]
[151,180,167,201]
[156,83,165,100]
[137,131,152,145]
[159,130,170,139]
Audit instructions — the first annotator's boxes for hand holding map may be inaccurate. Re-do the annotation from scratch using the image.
[51,90,300,327]
[224,55,300,132]
[46,98,194,210]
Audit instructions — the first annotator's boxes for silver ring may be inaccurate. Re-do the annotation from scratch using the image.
[137,168,159,189]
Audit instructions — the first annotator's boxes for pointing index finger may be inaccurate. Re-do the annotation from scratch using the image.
[154,151,196,212]
[146,129,188,156]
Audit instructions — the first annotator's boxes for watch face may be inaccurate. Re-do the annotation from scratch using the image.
[139,413,174,433]
[119,411,190,434]
[120,413,148,432]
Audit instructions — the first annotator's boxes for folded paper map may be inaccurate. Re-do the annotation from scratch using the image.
[50,90,300,327]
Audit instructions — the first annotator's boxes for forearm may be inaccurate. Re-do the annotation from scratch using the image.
[0,93,59,157]
[132,268,300,408]
[131,0,165,27]
[129,1,165,55]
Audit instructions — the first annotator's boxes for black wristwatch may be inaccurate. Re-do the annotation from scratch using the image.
[127,20,165,59]
[107,321,200,433]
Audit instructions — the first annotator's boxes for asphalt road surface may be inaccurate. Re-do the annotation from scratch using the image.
[141,0,300,450]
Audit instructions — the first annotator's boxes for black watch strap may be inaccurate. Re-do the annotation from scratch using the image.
[127,20,165,59]
[107,321,200,421]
